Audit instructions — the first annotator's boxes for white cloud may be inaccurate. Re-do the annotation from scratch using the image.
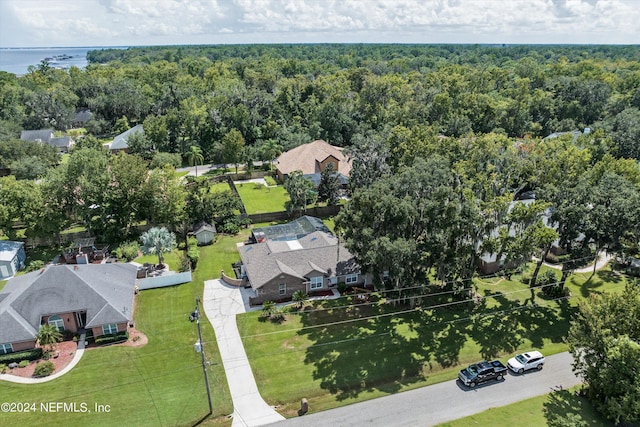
[1,0,638,47]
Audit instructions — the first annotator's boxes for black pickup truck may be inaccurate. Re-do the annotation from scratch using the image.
[458,360,508,388]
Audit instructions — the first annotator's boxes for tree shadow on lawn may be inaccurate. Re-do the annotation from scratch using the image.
[298,303,434,401]
[543,388,613,427]
[467,294,573,360]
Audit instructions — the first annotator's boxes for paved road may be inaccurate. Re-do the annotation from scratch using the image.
[269,352,581,427]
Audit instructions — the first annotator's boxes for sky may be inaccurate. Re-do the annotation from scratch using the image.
[1,0,639,48]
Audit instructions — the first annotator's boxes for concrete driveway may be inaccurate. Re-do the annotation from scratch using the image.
[202,279,285,427]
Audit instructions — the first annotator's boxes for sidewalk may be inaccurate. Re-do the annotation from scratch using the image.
[536,252,613,274]
[202,279,285,427]
[0,333,86,384]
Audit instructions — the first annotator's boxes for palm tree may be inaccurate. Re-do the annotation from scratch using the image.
[36,324,62,357]
[292,290,307,309]
[186,145,204,177]
[140,227,177,267]
[261,139,282,171]
[261,300,276,319]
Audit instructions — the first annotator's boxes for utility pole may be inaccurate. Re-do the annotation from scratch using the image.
[191,297,213,415]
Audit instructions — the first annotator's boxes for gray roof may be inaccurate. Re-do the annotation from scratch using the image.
[0,241,23,262]
[74,109,92,123]
[110,124,144,150]
[49,136,74,149]
[194,221,216,235]
[20,129,54,143]
[0,264,137,343]
[238,230,359,291]
[252,216,331,242]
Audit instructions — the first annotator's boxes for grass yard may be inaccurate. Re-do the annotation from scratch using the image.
[0,234,255,427]
[0,280,6,292]
[236,183,290,214]
[437,385,612,426]
[237,263,630,418]
[134,248,182,271]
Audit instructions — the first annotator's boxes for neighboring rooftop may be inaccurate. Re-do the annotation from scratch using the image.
[276,139,352,177]
[0,264,137,343]
[109,124,144,151]
[252,216,331,242]
[0,241,24,262]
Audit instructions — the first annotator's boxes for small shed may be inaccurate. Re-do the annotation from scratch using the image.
[193,221,217,246]
[0,241,26,279]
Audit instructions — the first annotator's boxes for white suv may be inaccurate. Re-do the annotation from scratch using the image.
[507,351,545,374]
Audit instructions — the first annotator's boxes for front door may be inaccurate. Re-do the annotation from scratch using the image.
[75,311,87,328]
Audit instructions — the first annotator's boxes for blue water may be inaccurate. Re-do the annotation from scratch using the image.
[0,47,116,75]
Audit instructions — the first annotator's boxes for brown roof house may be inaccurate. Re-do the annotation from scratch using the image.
[0,263,137,355]
[238,224,370,305]
[275,139,352,183]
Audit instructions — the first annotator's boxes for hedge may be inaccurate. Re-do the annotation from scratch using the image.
[0,348,43,365]
[95,331,129,346]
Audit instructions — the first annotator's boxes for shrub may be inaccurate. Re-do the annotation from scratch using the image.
[25,260,45,273]
[95,331,129,346]
[0,364,7,373]
[151,152,182,169]
[264,176,277,186]
[186,237,199,270]
[112,241,140,261]
[337,282,347,294]
[0,348,43,364]
[178,253,191,272]
[220,220,240,234]
[18,360,29,368]
[33,361,55,377]
[253,182,266,190]
[544,251,560,264]
[62,329,75,341]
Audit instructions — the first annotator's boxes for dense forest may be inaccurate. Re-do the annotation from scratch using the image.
[0,44,639,250]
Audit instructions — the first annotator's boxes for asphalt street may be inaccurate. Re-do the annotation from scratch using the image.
[269,352,581,427]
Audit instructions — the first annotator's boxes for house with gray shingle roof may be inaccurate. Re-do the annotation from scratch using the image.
[238,229,368,305]
[20,129,75,152]
[0,263,137,354]
[109,124,144,153]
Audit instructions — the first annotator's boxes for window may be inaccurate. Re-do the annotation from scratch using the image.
[345,274,358,284]
[310,276,323,290]
[0,343,13,355]
[278,283,286,295]
[48,315,65,332]
[102,323,118,335]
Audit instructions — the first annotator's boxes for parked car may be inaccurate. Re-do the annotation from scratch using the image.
[507,351,545,374]
[458,360,507,388]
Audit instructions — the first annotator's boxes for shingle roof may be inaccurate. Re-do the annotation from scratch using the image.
[194,221,216,235]
[276,140,351,177]
[0,264,137,343]
[0,241,23,262]
[49,136,74,149]
[109,124,144,150]
[238,230,358,291]
[20,129,54,143]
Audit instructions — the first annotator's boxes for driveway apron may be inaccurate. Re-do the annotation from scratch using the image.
[203,279,285,427]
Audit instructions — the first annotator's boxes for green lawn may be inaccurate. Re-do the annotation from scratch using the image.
[236,183,290,214]
[237,263,629,418]
[134,248,182,270]
[0,280,6,292]
[437,386,612,426]
[0,234,253,427]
